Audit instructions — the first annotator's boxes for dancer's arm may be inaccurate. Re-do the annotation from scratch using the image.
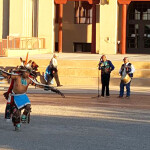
[29,77,65,98]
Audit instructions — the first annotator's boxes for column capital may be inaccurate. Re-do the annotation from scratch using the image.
[89,0,100,4]
[55,0,100,4]
[55,0,67,4]
[118,0,131,5]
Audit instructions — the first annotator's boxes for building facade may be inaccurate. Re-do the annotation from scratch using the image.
[0,0,150,56]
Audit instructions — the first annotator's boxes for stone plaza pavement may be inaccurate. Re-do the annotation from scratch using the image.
[0,87,150,150]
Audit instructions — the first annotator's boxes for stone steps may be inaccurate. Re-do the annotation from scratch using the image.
[0,58,149,87]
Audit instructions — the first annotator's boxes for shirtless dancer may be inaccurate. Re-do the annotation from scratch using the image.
[4,59,38,121]
[0,67,33,130]
[1,66,64,131]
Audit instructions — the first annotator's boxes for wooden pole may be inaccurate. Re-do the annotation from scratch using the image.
[121,4,127,54]
[91,2,96,54]
[58,4,63,53]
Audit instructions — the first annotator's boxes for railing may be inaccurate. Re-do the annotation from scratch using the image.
[0,39,7,56]
[0,36,46,56]
[7,36,45,50]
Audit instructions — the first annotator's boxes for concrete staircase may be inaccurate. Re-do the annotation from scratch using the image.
[0,58,149,87]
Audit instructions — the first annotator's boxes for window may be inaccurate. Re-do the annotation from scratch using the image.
[32,0,39,37]
[129,2,150,21]
[144,25,150,48]
[74,43,91,52]
[74,1,92,24]
[127,24,139,48]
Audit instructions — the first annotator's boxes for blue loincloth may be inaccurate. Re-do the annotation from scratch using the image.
[13,94,30,109]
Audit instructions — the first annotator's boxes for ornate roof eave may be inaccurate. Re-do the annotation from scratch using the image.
[55,0,100,4]
[118,0,150,5]
[118,0,131,4]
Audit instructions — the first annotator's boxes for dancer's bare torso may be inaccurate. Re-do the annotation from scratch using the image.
[11,75,31,94]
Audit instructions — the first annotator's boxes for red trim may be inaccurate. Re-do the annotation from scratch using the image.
[118,0,150,5]
[118,0,131,4]
[55,0,67,4]
[55,0,100,4]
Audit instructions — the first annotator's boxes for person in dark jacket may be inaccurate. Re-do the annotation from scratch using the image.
[99,55,115,98]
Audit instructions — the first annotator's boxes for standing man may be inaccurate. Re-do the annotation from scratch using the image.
[46,54,62,87]
[119,57,135,98]
[98,55,115,98]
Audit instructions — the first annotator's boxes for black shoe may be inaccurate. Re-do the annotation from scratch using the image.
[57,85,63,87]
[118,96,123,98]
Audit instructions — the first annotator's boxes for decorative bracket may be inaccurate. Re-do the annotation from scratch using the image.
[55,0,100,4]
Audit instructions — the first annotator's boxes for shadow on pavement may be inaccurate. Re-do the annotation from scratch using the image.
[0,110,150,150]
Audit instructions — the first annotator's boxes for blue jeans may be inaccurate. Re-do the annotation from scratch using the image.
[119,81,131,97]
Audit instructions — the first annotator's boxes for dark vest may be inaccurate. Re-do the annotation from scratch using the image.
[120,63,133,77]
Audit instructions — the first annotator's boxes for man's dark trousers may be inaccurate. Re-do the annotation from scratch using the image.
[101,74,110,96]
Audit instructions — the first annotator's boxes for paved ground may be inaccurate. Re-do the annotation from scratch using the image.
[0,90,150,150]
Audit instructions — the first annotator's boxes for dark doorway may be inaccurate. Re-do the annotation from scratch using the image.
[74,43,91,52]
[127,1,150,54]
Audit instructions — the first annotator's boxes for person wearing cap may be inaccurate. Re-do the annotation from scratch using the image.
[118,57,135,98]
[46,54,62,87]
[98,55,115,98]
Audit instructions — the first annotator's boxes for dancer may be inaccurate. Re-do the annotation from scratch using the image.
[0,66,64,131]
[4,56,39,121]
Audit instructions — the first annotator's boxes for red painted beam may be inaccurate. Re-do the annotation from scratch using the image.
[55,0,67,4]
[118,0,150,5]
[118,0,131,4]
[55,0,100,4]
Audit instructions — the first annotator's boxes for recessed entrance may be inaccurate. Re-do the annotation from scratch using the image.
[127,1,150,54]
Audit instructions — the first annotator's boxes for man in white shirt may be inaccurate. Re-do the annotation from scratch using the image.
[119,57,135,98]
[47,54,62,87]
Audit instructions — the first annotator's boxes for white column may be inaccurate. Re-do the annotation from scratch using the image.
[23,0,32,37]
[52,0,55,52]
